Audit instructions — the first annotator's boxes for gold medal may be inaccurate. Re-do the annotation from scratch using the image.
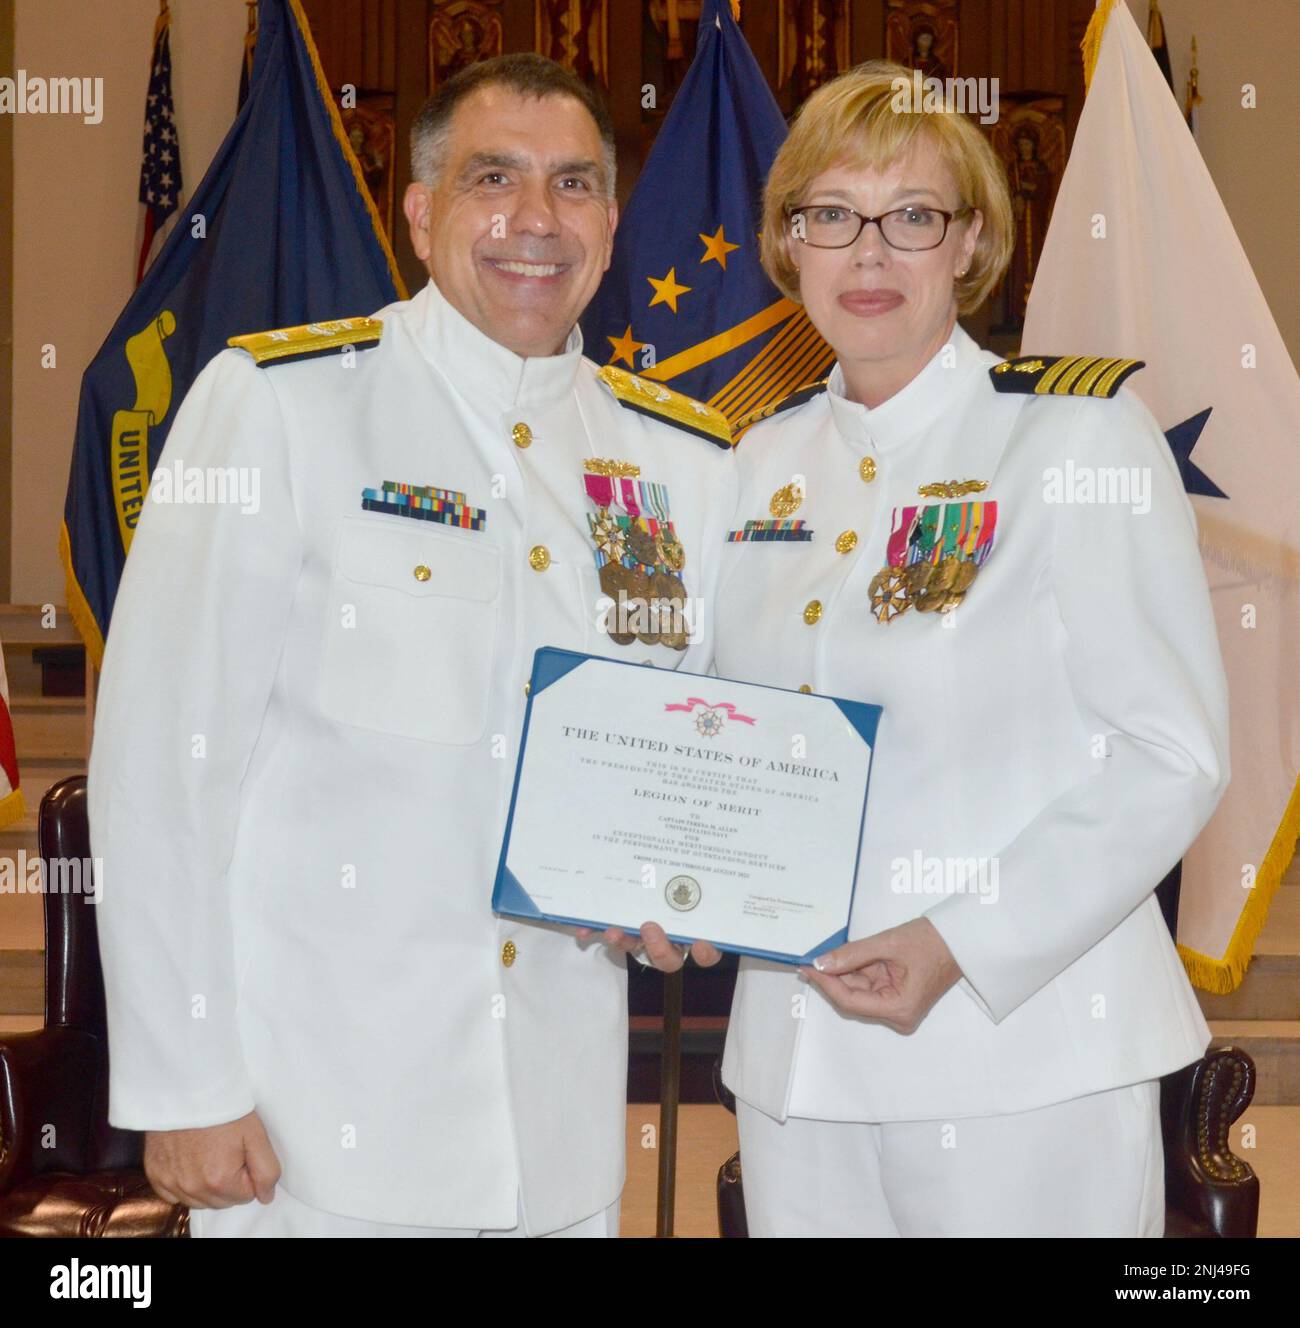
[599,561,629,597]
[932,555,960,591]
[608,588,642,645]
[769,482,802,517]
[904,562,933,595]
[631,591,658,645]
[651,571,688,648]
[649,571,680,602]
[619,566,655,643]
[952,561,978,592]
[623,567,652,600]
[656,528,686,571]
[869,567,910,623]
[626,527,659,566]
[591,509,627,563]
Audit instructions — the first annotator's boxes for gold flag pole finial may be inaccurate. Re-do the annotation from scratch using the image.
[1185,35,1204,123]
[1081,0,1120,94]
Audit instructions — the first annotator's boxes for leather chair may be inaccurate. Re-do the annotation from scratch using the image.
[0,776,188,1236]
[714,1041,1260,1238]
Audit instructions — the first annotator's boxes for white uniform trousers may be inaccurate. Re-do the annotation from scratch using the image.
[189,1187,619,1239]
[736,1080,1164,1238]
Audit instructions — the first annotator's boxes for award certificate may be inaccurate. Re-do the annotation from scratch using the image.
[492,649,881,964]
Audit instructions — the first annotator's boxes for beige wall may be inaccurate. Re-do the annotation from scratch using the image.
[5,1,1298,605]
[8,0,246,604]
[1124,0,1299,364]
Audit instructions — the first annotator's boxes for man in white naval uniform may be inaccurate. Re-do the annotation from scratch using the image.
[89,54,734,1237]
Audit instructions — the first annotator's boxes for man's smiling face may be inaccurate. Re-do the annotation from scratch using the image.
[403,85,617,358]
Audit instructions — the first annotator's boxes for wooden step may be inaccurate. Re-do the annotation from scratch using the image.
[1197,884,1300,1022]
[1209,1021,1300,1105]
[1,648,44,700]
[8,702,86,763]
[0,761,88,849]
[0,948,43,1016]
[0,604,83,648]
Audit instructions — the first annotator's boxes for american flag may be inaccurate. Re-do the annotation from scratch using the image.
[136,4,182,285]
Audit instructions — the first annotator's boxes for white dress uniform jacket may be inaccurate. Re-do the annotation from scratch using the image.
[715,324,1228,1124]
[89,279,737,1232]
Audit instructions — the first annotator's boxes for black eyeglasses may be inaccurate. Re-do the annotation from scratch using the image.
[786,203,975,252]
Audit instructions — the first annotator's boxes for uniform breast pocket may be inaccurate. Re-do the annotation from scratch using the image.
[319,516,501,745]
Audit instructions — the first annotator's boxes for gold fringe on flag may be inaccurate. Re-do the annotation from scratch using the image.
[1179,774,1300,993]
[1081,0,1121,94]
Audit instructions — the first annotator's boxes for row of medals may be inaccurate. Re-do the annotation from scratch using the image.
[867,551,979,621]
[594,515,690,649]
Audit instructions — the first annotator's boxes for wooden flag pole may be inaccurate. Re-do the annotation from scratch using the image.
[655,966,684,1237]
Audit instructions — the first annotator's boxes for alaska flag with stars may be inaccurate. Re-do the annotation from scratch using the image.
[580,0,832,424]
[62,0,404,664]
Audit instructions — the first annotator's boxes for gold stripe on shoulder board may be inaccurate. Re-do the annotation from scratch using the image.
[596,365,732,447]
[731,379,830,437]
[227,317,383,365]
[989,354,1144,398]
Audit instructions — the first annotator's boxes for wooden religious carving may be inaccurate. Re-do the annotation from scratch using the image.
[778,1,852,99]
[989,98,1066,330]
[341,102,396,243]
[429,0,504,90]
[885,0,958,80]
[535,0,609,85]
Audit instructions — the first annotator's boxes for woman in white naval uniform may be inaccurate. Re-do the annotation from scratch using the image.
[712,62,1229,1237]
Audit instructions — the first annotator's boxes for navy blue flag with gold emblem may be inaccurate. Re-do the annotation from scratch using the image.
[62,0,404,664]
[580,0,832,427]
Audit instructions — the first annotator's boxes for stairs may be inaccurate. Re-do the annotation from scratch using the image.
[1203,874,1300,1105]
[1,605,87,1024]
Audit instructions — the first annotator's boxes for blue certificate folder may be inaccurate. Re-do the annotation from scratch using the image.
[491,647,882,966]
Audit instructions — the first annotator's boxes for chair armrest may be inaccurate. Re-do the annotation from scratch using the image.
[1161,1046,1260,1239]
[0,1027,101,1193]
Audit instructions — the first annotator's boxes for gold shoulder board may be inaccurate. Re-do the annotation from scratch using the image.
[227,317,383,367]
[596,365,733,449]
[732,379,830,441]
[989,354,1144,398]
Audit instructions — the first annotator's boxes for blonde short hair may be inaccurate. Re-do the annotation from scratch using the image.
[761,60,1014,316]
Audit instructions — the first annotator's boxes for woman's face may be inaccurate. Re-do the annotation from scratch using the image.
[786,137,980,392]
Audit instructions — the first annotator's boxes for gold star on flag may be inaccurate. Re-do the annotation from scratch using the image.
[606,325,646,368]
[647,266,692,314]
[699,225,741,269]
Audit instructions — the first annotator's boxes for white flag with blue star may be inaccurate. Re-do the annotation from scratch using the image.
[1023,0,1300,993]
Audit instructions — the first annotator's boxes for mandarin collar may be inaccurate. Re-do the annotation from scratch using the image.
[825,322,990,453]
[408,277,585,409]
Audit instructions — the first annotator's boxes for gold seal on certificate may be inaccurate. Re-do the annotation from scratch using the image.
[492,649,883,965]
